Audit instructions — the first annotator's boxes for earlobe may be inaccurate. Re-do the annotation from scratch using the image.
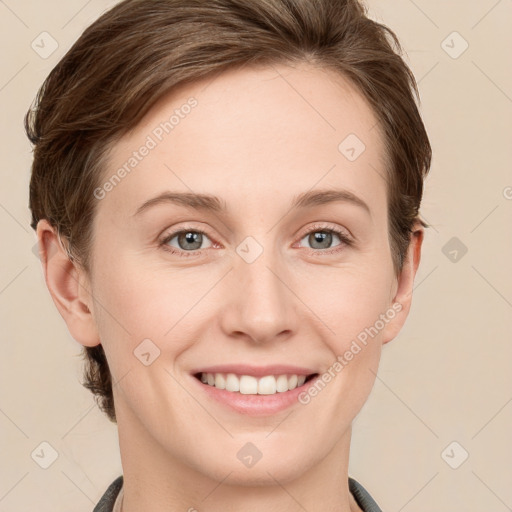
[381,223,424,345]
[36,219,101,348]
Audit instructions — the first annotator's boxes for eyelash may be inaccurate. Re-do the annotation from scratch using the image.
[159,223,353,259]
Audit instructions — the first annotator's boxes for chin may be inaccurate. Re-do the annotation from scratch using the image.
[179,443,308,486]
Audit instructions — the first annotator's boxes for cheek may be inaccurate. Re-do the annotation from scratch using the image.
[90,257,179,370]
[91,228,395,368]
[90,254,217,380]
[305,266,393,418]
[309,263,394,346]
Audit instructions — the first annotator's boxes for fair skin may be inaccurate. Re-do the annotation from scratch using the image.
[37,62,423,511]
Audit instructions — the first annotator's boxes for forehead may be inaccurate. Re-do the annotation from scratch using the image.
[99,61,388,222]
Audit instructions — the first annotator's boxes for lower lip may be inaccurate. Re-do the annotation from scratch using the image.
[191,374,320,416]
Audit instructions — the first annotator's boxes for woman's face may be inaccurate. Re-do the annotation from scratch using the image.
[82,62,418,483]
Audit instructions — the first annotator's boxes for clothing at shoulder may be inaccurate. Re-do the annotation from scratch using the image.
[93,475,123,512]
[349,477,384,512]
[93,474,384,512]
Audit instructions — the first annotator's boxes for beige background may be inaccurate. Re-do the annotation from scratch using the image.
[1,1,511,511]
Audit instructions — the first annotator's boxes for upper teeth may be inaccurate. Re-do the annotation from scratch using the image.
[200,372,308,395]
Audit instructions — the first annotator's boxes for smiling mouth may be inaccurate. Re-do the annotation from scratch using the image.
[193,372,319,395]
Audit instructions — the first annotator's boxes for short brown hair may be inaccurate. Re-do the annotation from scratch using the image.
[25,0,431,423]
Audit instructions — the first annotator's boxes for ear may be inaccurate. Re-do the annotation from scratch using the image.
[36,219,101,348]
[381,221,424,345]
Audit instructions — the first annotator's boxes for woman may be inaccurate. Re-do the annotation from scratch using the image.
[25,0,431,510]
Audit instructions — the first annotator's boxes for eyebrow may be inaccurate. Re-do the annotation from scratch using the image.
[133,188,371,217]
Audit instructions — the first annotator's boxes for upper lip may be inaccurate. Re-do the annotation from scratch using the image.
[191,364,318,378]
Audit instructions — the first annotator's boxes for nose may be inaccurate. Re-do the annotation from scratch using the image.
[218,248,298,345]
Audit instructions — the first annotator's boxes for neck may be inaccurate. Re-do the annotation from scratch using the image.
[116,403,362,512]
